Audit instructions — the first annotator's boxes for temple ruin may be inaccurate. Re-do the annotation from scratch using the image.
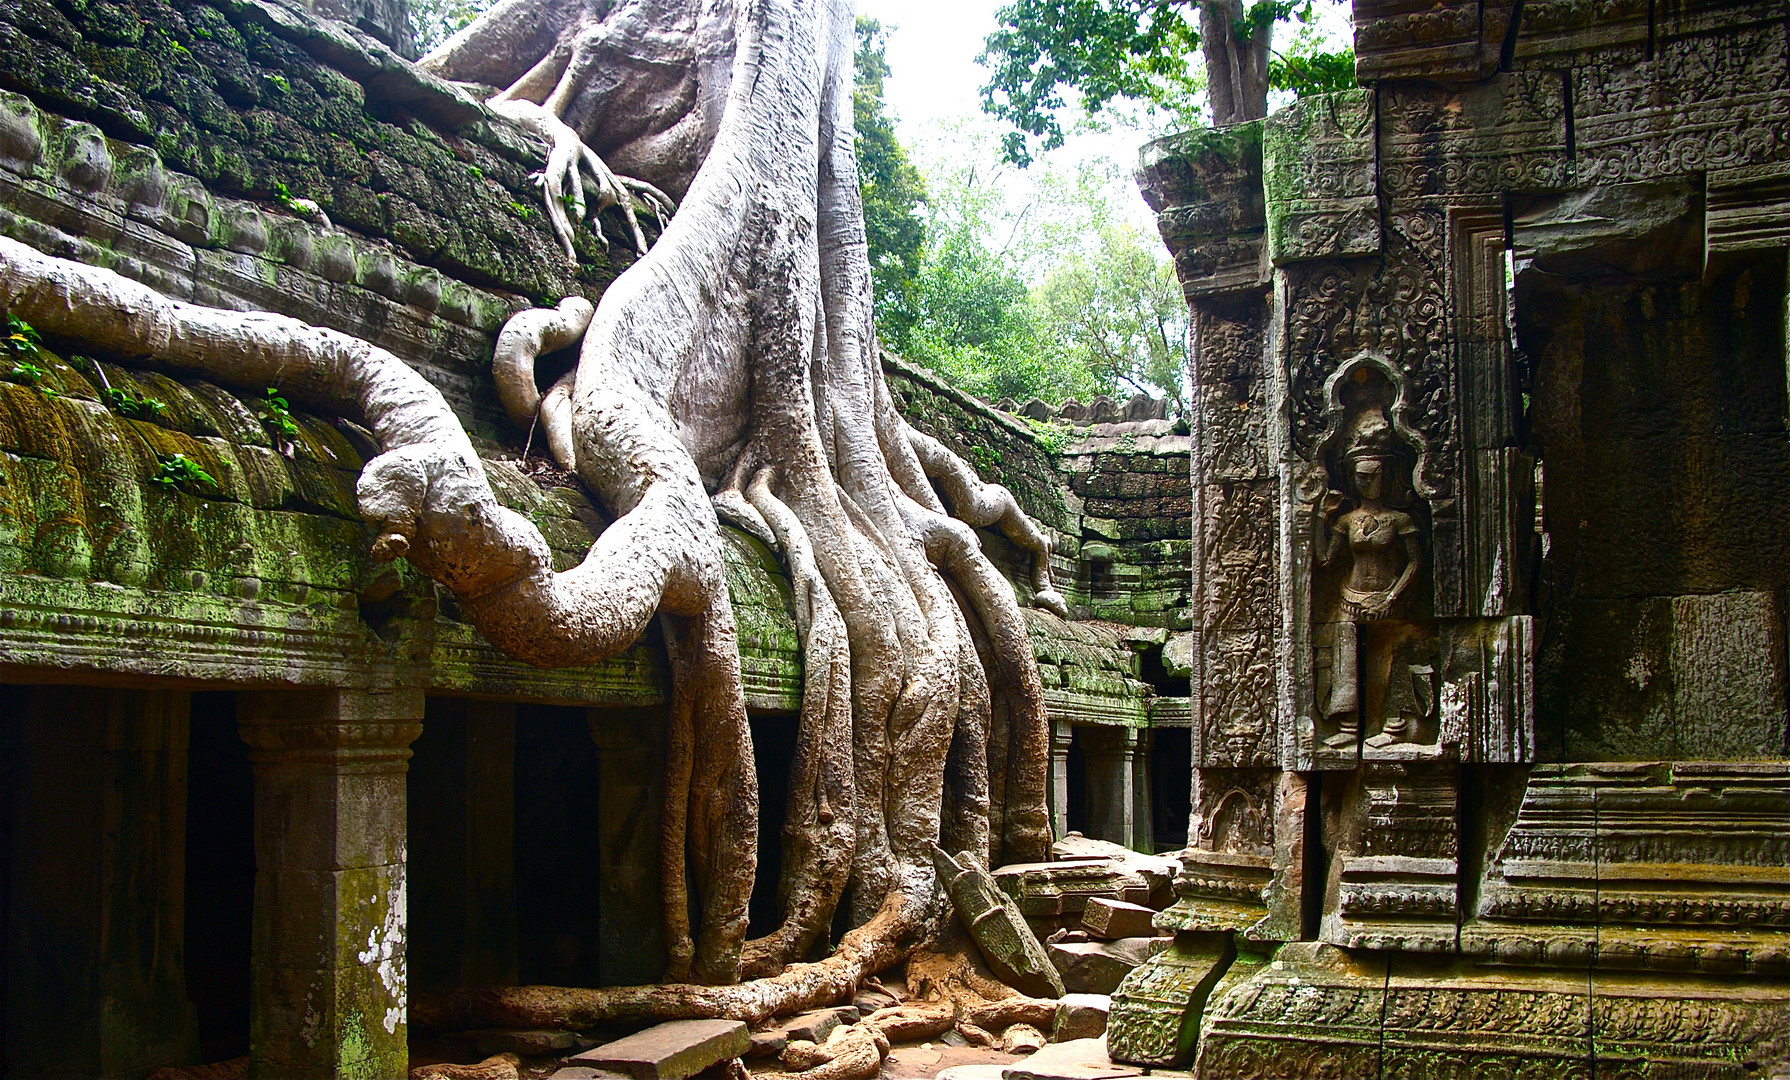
[0,0,1785,1077]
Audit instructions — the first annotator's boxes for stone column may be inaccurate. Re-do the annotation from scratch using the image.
[408,698,517,994]
[589,707,666,986]
[239,688,422,1080]
[5,686,200,1078]
[1048,719,1075,840]
[1130,728,1154,853]
[1082,726,1139,849]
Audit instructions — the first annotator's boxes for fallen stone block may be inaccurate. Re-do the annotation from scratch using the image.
[854,989,897,1015]
[1002,1024,1048,1054]
[1003,1037,1141,1080]
[1052,995,1110,1042]
[1080,899,1156,940]
[745,1031,786,1059]
[568,1020,751,1080]
[1049,940,1162,995]
[780,1006,858,1045]
[937,1066,1008,1080]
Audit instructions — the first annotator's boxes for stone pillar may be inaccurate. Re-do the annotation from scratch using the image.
[1048,720,1075,841]
[589,707,666,986]
[1082,726,1140,849]
[5,686,200,1078]
[1130,728,1154,853]
[409,698,517,994]
[239,688,422,1080]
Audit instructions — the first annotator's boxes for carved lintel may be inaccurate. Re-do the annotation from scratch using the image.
[1353,0,1510,82]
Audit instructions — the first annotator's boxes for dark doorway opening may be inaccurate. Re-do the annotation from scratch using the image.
[747,712,799,939]
[1065,732,1087,836]
[184,691,254,1063]
[514,705,604,987]
[1149,726,1192,852]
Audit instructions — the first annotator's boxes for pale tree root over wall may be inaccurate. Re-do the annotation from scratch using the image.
[0,0,1070,1027]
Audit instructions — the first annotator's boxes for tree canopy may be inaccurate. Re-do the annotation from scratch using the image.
[854,17,930,348]
[979,0,1356,165]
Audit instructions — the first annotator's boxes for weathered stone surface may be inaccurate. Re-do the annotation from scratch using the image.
[1105,931,1234,1068]
[936,846,1066,999]
[775,1007,857,1045]
[568,1020,750,1080]
[1049,939,1165,996]
[1003,1037,1140,1080]
[468,1030,580,1057]
[1052,995,1111,1043]
[1080,899,1157,941]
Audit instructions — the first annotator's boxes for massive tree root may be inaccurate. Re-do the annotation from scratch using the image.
[0,0,1066,1026]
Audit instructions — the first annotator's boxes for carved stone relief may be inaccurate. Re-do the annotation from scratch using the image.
[1307,359,1444,760]
[1263,90,1379,264]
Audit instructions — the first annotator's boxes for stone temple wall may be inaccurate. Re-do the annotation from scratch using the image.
[0,0,1193,1073]
[1106,2,1790,1076]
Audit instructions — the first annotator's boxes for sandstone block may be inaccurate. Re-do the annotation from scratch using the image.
[1002,1024,1049,1054]
[1080,899,1156,940]
[1003,1037,1141,1080]
[780,1006,857,1045]
[1049,939,1164,995]
[1052,995,1110,1042]
[568,1020,750,1080]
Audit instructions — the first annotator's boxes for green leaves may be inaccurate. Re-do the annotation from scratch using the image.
[979,0,1355,165]
[856,17,929,341]
[151,453,217,491]
[104,387,168,421]
[980,0,1202,166]
[260,386,302,441]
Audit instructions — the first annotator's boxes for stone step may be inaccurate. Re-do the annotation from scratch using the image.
[567,1019,751,1080]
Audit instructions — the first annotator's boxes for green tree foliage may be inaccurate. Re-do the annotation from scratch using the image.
[854,17,929,342]
[1036,221,1187,414]
[980,0,1355,164]
[883,127,1185,411]
[410,0,494,55]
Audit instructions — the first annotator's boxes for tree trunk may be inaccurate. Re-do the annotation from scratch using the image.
[1200,0,1272,126]
[0,0,1065,1018]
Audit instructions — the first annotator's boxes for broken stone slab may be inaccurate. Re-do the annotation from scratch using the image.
[746,1030,786,1059]
[1003,1037,1141,1080]
[1048,939,1168,995]
[1052,995,1111,1042]
[567,1020,750,1080]
[938,1065,1008,1080]
[1106,931,1236,1067]
[771,1006,858,1047]
[550,1070,627,1080]
[1080,899,1157,940]
[1002,1024,1049,1054]
[935,845,1066,999]
[853,989,897,1015]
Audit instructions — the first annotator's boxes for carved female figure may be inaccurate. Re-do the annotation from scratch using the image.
[1317,407,1423,748]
